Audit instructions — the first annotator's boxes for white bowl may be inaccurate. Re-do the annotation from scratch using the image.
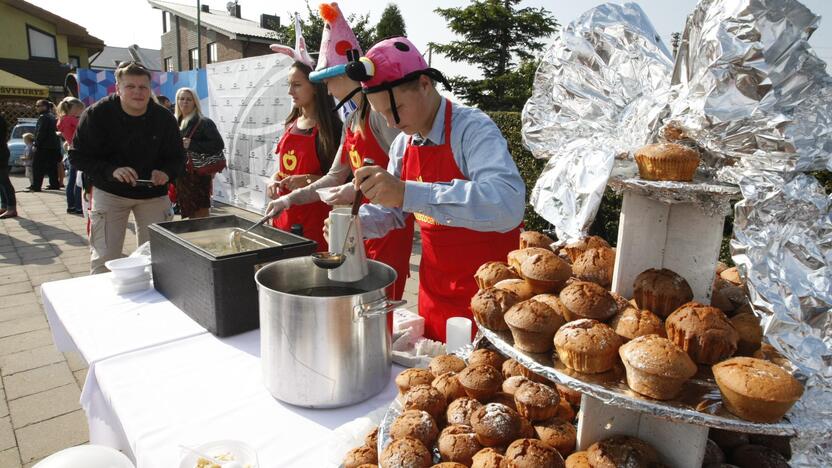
[105,256,151,280]
[179,440,258,468]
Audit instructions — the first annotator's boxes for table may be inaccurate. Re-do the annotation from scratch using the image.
[42,276,402,467]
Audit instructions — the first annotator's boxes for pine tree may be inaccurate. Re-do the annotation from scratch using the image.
[375,4,407,42]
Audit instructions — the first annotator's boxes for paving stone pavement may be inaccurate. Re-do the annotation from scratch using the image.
[0,171,422,466]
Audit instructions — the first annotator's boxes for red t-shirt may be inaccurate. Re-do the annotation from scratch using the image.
[57,115,79,145]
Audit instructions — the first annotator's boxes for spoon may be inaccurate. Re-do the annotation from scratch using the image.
[228,213,272,250]
[179,445,244,468]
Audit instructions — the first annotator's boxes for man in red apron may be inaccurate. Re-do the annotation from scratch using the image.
[351,38,526,342]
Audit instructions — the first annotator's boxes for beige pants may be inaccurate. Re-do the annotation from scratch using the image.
[89,188,173,274]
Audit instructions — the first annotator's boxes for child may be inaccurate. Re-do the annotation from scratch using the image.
[21,133,34,188]
[57,97,85,214]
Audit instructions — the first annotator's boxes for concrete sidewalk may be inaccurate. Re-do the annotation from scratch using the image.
[0,171,421,466]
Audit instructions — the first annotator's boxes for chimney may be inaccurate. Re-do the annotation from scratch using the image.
[201,4,209,13]
[260,14,280,31]
[233,4,241,18]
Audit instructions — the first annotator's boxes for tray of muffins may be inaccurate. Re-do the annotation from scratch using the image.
[468,231,801,437]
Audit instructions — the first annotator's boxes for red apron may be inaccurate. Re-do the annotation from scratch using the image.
[400,100,520,342]
[343,113,414,300]
[272,123,331,252]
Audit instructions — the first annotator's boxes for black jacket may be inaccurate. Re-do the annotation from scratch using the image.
[0,114,8,168]
[180,116,224,155]
[34,110,60,151]
[69,95,184,199]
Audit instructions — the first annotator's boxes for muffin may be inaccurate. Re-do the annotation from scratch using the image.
[390,409,439,448]
[720,266,743,287]
[508,247,554,274]
[531,294,570,321]
[748,434,792,460]
[502,359,525,379]
[520,231,554,250]
[432,372,467,404]
[471,288,520,331]
[505,300,565,353]
[665,302,739,364]
[446,397,482,426]
[493,278,536,301]
[502,376,532,396]
[713,357,803,423]
[634,142,700,181]
[534,417,576,457]
[555,384,583,406]
[609,306,665,341]
[365,426,379,450]
[619,334,697,400]
[431,463,468,468]
[513,381,560,421]
[485,391,515,410]
[572,247,616,288]
[753,343,794,371]
[586,435,661,468]
[632,268,694,318]
[344,445,378,468]
[564,451,591,468]
[396,368,435,395]
[709,429,749,451]
[609,292,632,314]
[457,364,503,401]
[503,438,565,468]
[380,437,432,468]
[730,444,789,468]
[559,236,611,264]
[711,276,746,314]
[554,399,576,422]
[437,424,483,465]
[519,251,572,294]
[468,349,507,370]
[730,312,762,356]
[470,403,521,446]
[554,319,623,374]
[475,261,520,290]
[402,384,448,422]
[558,281,618,322]
[429,355,467,377]
[471,448,504,468]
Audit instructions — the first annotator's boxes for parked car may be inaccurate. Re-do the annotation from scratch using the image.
[7,118,37,171]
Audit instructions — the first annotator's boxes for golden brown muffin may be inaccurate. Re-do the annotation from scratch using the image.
[513,381,560,421]
[661,123,687,142]
[586,435,661,468]
[505,300,565,353]
[475,261,520,290]
[554,399,575,422]
[501,359,525,379]
[518,415,537,439]
[471,288,521,331]
[609,292,632,314]
[572,247,616,289]
[468,349,508,370]
[665,302,739,364]
[564,450,591,468]
[520,251,572,294]
[487,391,518,412]
[558,281,618,322]
[380,437,432,468]
[711,276,747,315]
[502,376,532,396]
[390,409,439,448]
[471,447,504,468]
[713,357,803,423]
[730,444,790,468]
[534,417,576,457]
[503,438,565,468]
[520,231,555,250]
[446,397,482,426]
[457,364,503,401]
[730,312,763,356]
[493,278,536,301]
[344,445,378,468]
[554,319,623,374]
[720,266,743,287]
[431,463,468,468]
[632,268,694,318]
[634,142,700,181]
[555,384,582,407]
[531,294,570,321]
[365,426,379,450]
[609,305,665,341]
[619,334,698,400]
[429,354,467,377]
[402,384,448,422]
[437,424,483,465]
[753,343,794,372]
[355,464,379,468]
[508,247,554,274]
[432,372,468,404]
[396,368,435,396]
[470,403,521,447]
[559,236,611,264]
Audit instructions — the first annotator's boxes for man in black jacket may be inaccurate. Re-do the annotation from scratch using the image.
[70,62,184,274]
[28,99,62,191]
[0,113,16,218]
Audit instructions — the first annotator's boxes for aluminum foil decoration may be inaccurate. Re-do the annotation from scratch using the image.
[522,0,832,465]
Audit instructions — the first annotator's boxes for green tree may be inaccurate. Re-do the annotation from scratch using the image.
[375,4,407,41]
[274,2,376,58]
[432,0,557,111]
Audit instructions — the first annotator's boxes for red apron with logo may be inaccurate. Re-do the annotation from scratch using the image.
[400,100,520,342]
[272,123,331,252]
[343,113,414,300]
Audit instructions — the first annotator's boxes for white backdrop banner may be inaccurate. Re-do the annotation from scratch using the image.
[207,54,294,212]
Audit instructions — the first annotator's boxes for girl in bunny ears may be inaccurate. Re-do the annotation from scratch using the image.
[265,3,413,300]
[265,13,342,252]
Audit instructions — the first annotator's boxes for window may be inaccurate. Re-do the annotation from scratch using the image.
[162,12,171,33]
[27,25,57,59]
[207,42,218,64]
[188,48,199,69]
[68,56,80,68]
[164,57,174,72]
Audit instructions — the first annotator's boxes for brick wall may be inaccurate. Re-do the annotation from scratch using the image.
[170,16,273,70]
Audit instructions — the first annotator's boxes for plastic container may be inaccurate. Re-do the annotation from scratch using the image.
[178,440,258,468]
[105,256,151,280]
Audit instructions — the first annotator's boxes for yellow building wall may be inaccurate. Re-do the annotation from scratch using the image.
[67,46,90,67]
[0,3,69,62]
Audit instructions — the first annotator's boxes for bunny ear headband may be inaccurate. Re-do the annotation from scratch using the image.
[269,13,315,67]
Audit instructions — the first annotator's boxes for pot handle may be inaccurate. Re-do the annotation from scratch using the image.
[353,297,407,321]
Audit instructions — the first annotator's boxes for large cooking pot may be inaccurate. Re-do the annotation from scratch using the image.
[255,257,403,408]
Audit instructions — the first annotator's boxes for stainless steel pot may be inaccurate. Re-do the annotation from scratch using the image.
[255,257,403,408]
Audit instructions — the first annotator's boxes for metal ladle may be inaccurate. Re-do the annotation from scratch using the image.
[228,213,272,251]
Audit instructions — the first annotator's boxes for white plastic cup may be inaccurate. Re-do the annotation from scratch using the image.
[446,317,472,353]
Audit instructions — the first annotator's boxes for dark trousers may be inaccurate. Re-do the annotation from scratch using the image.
[66,165,82,211]
[0,167,15,210]
[31,148,60,190]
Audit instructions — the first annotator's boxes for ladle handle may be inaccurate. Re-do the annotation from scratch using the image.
[351,158,376,216]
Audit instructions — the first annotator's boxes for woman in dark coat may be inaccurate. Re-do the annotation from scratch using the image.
[174,87,224,218]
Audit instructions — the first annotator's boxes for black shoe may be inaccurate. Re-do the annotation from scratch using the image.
[66,208,74,213]
[72,209,84,215]
[46,185,61,190]
[22,187,41,192]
